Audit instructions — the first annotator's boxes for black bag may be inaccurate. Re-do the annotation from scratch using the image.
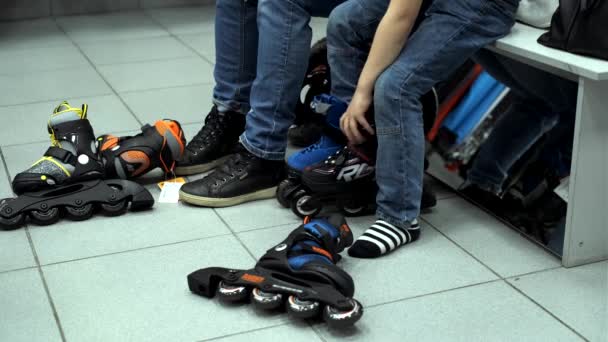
[538,0,608,60]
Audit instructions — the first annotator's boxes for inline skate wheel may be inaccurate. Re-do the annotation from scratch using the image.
[28,207,61,226]
[0,212,26,230]
[65,204,95,221]
[286,295,320,319]
[323,299,363,328]
[251,288,283,310]
[100,200,128,217]
[276,179,298,208]
[217,281,249,302]
[291,190,321,218]
[341,203,366,217]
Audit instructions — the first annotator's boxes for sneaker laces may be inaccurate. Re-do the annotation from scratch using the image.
[206,149,256,187]
[187,108,227,153]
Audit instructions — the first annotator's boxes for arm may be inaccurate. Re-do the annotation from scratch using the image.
[341,0,424,144]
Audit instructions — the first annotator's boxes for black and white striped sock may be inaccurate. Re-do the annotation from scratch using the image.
[348,219,420,258]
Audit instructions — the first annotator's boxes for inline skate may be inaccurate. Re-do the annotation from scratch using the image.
[289,38,332,147]
[277,95,347,208]
[291,143,378,218]
[0,179,154,229]
[12,101,105,195]
[97,120,186,179]
[187,214,363,328]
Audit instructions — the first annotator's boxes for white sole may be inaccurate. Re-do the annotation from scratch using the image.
[179,186,278,207]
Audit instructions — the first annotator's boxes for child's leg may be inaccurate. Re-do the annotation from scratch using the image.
[327,0,390,103]
[349,0,520,258]
[213,0,259,114]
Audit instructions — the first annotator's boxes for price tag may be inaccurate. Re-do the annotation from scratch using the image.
[157,177,186,190]
[158,182,184,203]
[157,177,186,203]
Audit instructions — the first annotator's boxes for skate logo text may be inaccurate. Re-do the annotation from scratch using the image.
[337,163,373,182]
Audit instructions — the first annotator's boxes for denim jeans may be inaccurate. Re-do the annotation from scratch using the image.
[327,0,520,228]
[213,0,344,160]
[467,50,578,194]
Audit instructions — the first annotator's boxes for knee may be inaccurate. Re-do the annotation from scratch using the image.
[327,2,356,42]
[374,66,425,131]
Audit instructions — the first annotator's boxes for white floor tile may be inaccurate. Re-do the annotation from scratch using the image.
[0,18,71,51]
[146,6,215,35]
[57,11,169,43]
[79,36,196,65]
[0,269,62,342]
[317,281,583,342]
[0,67,112,107]
[120,84,214,125]
[30,201,230,265]
[0,44,89,76]
[0,95,140,147]
[509,262,608,341]
[215,199,300,232]
[99,57,213,92]
[422,197,561,277]
[42,236,296,342]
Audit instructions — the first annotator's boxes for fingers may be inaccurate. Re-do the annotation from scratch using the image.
[355,115,375,136]
[347,115,366,144]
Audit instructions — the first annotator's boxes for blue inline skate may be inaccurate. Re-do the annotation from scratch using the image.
[187,214,363,328]
[277,95,347,208]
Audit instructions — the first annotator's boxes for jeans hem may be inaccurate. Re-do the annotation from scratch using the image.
[375,210,413,230]
[213,98,250,115]
[240,133,285,161]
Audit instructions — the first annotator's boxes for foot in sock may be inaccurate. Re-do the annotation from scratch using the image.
[348,219,420,258]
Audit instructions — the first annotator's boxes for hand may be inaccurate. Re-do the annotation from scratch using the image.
[340,90,375,144]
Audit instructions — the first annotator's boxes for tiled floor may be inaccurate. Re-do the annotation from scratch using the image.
[0,6,606,342]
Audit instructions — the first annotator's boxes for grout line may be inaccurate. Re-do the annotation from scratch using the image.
[118,81,213,95]
[365,278,502,310]
[197,322,290,342]
[51,17,144,127]
[504,281,590,341]
[0,265,38,275]
[39,231,235,268]
[0,92,119,110]
[0,147,13,184]
[0,91,114,110]
[142,9,215,68]
[93,55,200,68]
[419,216,590,340]
[507,265,564,280]
[24,228,67,342]
[419,216,503,279]
[310,324,329,342]
[212,208,258,262]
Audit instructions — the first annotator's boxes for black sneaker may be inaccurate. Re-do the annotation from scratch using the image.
[179,146,285,207]
[175,106,246,176]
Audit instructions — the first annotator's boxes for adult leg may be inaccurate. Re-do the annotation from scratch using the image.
[180,0,347,207]
[176,0,258,175]
[241,0,346,160]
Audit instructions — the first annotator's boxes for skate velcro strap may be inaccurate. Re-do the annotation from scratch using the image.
[290,246,334,262]
[45,147,76,165]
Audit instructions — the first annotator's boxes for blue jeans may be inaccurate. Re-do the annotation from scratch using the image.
[467,50,578,194]
[213,0,344,160]
[328,0,519,228]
